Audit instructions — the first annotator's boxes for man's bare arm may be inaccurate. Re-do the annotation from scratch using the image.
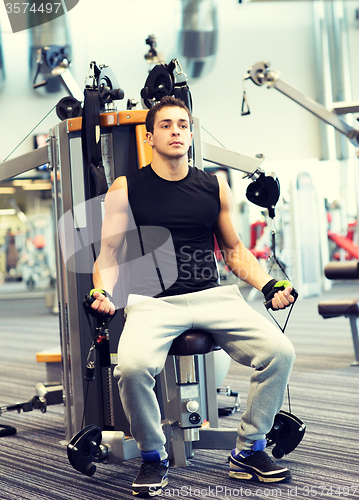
[91,176,128,314]
[213,176,294,309]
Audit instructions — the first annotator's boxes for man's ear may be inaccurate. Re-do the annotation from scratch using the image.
[146,131,154,147]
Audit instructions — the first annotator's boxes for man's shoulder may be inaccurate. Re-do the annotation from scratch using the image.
[126,165,151,185]
[190,166,220,187]
[112,166,151,189]
[109,175,127,192]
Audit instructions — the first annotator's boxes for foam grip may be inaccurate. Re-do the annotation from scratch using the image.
[84,294,95,305]
[83,294,106,318]
[264,287,298,310]
[83,293,116,320]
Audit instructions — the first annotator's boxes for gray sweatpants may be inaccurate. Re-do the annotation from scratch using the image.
[113,284,295,460]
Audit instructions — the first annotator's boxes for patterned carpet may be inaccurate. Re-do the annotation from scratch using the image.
[0,282,358,499]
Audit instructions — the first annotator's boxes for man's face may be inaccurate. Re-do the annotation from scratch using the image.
[146,106,193,160]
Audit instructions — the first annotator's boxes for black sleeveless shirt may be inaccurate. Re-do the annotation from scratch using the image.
[126,165,220,297]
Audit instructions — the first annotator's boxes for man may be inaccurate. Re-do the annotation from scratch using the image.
[90,96,296,497]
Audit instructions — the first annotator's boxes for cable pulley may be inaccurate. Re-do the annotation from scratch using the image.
[56,96,82,121]
[140,57,192,113]
[246,172,280,220]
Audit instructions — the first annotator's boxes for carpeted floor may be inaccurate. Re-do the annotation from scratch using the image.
[0,282,358,499]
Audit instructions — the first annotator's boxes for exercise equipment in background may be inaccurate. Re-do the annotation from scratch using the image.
[177,0,218,80]
[0,22,4,89]
[29,11,73,94]
[141,57,192,113]
[318,260,359,366]
[243,61,359,270]
[328,226,359,261]
[0,391,61,438]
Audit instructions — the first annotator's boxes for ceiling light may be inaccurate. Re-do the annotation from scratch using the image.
[12,179,34,186]
[0,187,16,194]
[0,209,16,215]
[22,183,52,190]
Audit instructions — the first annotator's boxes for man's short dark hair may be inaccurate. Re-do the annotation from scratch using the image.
[145,96,192,134]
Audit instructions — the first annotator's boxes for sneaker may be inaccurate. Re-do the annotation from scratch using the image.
[229,442,291,483]
[132,451,169,497]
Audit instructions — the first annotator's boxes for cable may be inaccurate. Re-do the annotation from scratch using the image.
[81,380,91,431]
[81,297,116,430]
[266,218,296,414]
[200,126,226,149]
[2,104,57,162]
[266,219,296,333]
[287,385,292,415]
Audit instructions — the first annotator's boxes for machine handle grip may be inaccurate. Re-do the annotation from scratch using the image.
[264,287,298,310]
[84,294,95,305]
[83,294,116,322]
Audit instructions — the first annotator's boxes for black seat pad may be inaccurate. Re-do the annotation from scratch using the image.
[318,299,359,318]
[168,329,220,356]
[324,261,359,280]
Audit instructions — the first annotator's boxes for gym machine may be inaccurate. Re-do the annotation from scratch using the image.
[318,260,359,366]
[244,61,359,364]
[243,61,359,294]
[32,43,84,117]
[243,61,359,227]
[244,61,359,148]
[0,58,305,474]
[0,26,4,89]
[0,397,47,437]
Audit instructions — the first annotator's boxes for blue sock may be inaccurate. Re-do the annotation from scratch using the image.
[252,439,266,451]
[235,439,267,455]
[141,450,161,462]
